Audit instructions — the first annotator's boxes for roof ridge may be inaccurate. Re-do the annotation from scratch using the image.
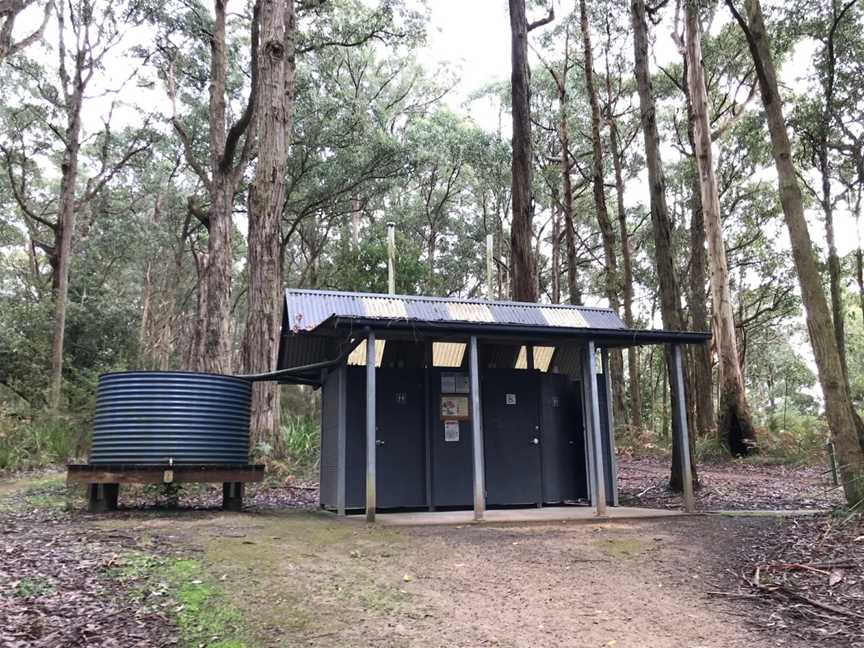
[283,288,616,314]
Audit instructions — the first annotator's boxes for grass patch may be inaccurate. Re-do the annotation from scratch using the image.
[595,537,647,559]
[0,474,72,512]
[12,576,56,598]
[168,559,245,648]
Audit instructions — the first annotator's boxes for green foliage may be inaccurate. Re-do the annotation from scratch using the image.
[259,414,321,480]
[0,412,87,472]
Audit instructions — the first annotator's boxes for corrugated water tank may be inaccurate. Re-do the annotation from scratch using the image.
[89,371,251,465]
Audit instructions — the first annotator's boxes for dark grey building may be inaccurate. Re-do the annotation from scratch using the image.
[274,289,709,521]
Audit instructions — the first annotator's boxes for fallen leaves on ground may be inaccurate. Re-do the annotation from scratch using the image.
[717,515,864,646]
[617,456,843,511]
[0,485,179,647]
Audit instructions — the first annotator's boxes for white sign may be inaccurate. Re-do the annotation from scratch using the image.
[444,420,460,442]
[441,372,470,394]
[505,393,517,406]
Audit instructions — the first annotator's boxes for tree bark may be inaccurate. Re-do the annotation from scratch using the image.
[49,100,81,410]
[679,56,715,440]
[243,0,296,450]
[579,0,625,427]
[171,0,258,375]
[630,0,697,490]
[726,0,864,505]
[685,2,756,456]
[508,0,550,301]
[606,104,641,432]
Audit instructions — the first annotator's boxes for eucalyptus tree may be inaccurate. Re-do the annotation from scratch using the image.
[788,0,863,389]
[726,0,864,506]
[242,0,296,449]
[508,0,553,301]
[630,0,695,490]
[684,1,757,456]
[2,0,152,409]
[159,0,258,375]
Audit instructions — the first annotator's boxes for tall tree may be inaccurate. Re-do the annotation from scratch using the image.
[535,23,581,305]
[3,0,150,409]
[242,0,296,448]
[167,0,258,374]
[726,0,864,506]
[684,0,756,456]
[794,0,859,389]
[602,14,641,433]
[630,0,696,490]
[508,0,552,301]
[578,0,625,427]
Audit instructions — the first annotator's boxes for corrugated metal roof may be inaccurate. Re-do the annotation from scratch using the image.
[283,289,625,333]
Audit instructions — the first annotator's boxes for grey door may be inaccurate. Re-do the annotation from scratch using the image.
[482,370,542,506]
[429,368,473,507]
[344,367,426,509]
[541,374,588,503]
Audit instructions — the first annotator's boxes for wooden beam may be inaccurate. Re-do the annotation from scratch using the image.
[66,465,264,485]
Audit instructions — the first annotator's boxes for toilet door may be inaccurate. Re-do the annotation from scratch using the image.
[482,370,542,506]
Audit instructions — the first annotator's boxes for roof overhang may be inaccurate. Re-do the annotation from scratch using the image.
[320,316,711,348]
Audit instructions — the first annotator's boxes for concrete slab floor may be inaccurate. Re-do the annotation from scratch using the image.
[334,506,688,527]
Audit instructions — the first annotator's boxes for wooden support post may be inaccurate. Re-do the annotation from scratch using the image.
[601,347,619,507]
[469,335,486,521]
[222,482,244,511]
[365,330,377,523]
[583,342,607,516]
[87,483,119,513]
[669,344,695,512]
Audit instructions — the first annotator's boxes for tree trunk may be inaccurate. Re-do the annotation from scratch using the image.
[550,185,561,304]
[630,0,697,490]
[242,0,296,451]
[856,190,864,318]
[579,0,625,427]
[727,0,864,505]
[47,34,85,410]
[174,0,258,374]
[682,58,715,440]
[685,3,756,456]
[48,117,80,410]
[608,114,642,433]
[820,150,849,387]
[558,89,580,307]
[508,0,540,302]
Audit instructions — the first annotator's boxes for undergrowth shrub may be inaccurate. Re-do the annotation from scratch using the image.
[255,414,320,481]
[0,410,88,472]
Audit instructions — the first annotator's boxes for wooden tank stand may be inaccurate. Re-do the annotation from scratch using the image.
[66,464,265,512]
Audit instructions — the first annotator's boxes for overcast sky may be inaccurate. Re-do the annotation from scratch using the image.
[8,0,862,261]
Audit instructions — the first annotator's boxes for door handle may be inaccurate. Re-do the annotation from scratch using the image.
[376,439,385,446]
[531,438,539,445]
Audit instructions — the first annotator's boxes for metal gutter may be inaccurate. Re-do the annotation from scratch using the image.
[322,317,711,346]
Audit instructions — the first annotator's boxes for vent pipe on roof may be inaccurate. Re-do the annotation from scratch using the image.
[387,221,396,295]
[486,233,494,299]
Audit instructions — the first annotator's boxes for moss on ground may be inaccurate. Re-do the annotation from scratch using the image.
[595,537,648,559]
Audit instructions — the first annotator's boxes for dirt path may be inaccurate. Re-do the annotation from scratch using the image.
[89,510,805,648]
[1,469,840,648]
